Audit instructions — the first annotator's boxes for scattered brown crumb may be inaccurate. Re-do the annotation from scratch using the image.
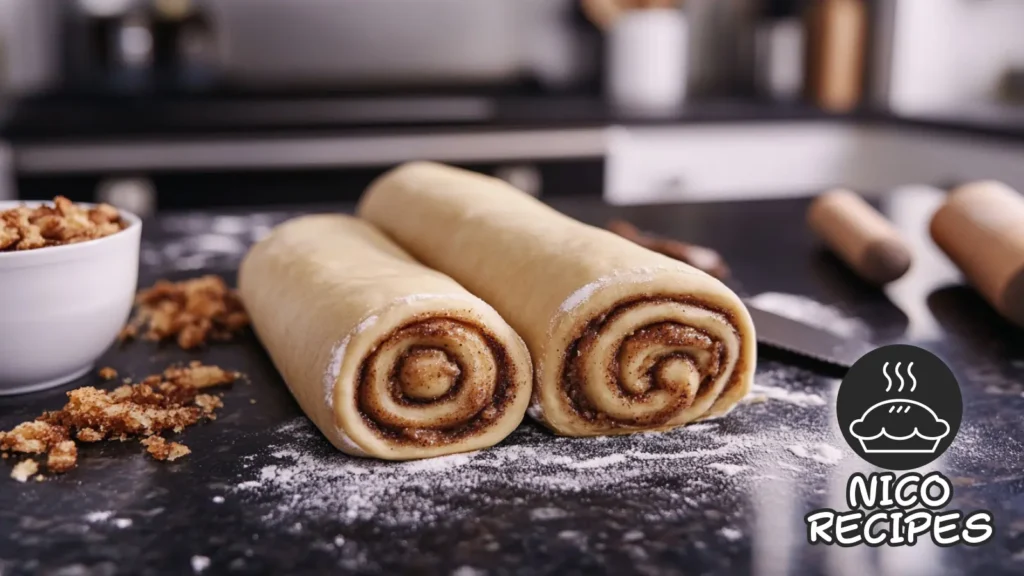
[0,421,68,454]
[10,459,38,482]
[1,363,239,478]
[47,441,77,473]
[120,275,249,349]
[165,362,240,389]
[0,197,126,252]
[98,367,118,380]
[35,474,45,482]
[76,428,105,442]
[194,394,223,415]
[249,399,257,405]
[607,219,731,280]
[141,436,191,461]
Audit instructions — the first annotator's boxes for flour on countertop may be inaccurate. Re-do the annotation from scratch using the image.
[530,507,568,521]
[708,463,748,477]
[232,370,841,529]
[787,443,845,465]
[748,292,870,339]
[84,511,113,523]
[568,454,628,469]
[191,555,211,574]
[623,530,645,542]
[719,527,743,541]
[749,382,827,408]
[141,212,298,273]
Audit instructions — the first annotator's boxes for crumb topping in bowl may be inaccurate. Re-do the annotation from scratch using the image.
[0,197,128,253]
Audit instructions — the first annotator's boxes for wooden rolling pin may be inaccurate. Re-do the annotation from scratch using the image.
[931,181,1024,328]
[807,189,912,285]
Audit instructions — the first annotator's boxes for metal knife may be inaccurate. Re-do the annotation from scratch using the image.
[745,303,875,370]
[604,223,875,369]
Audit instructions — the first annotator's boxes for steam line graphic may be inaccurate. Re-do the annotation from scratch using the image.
[881,361,916,392]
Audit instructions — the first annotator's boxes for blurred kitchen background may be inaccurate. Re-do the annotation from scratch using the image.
[0,0,1023,215]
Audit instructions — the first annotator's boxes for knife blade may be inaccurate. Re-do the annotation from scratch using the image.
[745,303,875,370]
[600,220,875,368]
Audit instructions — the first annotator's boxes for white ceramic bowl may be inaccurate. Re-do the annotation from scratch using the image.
[0,202,142,395]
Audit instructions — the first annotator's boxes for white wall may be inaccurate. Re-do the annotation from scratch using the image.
[212,0,522,85]
[885,0,1024,112]
[211,0,590,88]
[0,0,60,95]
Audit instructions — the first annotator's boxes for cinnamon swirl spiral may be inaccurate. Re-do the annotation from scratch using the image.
[551,291,750,435]
[355,317,518,445]
[360,162,756,436]
[239,215,532,459]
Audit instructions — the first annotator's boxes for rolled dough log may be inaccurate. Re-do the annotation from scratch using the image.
[238,214,532,459]
[359,162,757,437]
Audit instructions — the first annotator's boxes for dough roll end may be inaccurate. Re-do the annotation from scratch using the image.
[537,273,756,436]
[239,214,532,459]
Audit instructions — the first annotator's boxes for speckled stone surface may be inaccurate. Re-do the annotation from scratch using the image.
[2,192,1023,576]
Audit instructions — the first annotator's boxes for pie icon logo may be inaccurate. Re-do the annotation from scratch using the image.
[837,345,962,470]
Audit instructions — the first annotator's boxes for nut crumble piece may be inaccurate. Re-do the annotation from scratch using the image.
[2,363,239,478]
[120,276,249,349]
[47,441,77,473]
[0,197,126,253]
[98,367,118,380]
[141,436,191,461]
[0,223,19,250]
[194,394,223,415]
[0,421,68,454]
[77,428,105,443]
[165,362,240,389]
[10,459,38,483]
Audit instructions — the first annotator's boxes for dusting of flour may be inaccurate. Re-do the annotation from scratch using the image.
[233,366,843,529]
[748,292,870,339]
[788,443,845,465]
[749,381,828,408]
[141,212,294,273]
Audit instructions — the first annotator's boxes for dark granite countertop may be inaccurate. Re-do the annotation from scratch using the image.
[2,193,1024,576]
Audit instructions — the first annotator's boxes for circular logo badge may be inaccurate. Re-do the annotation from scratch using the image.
[836,344,962,470]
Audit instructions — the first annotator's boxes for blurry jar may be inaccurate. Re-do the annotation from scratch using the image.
[606,8,688,114]
[755,0,804,101]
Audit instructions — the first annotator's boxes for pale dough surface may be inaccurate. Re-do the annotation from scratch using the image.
[359,162,756,436]
[238,214,532,459]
